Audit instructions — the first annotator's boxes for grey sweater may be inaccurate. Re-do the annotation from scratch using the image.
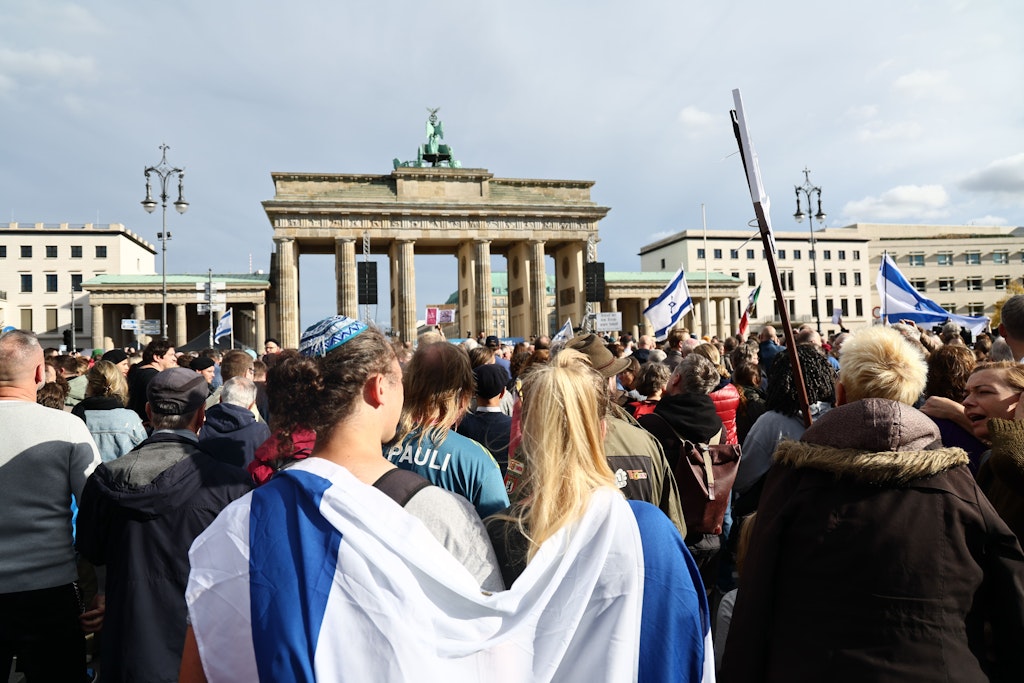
[0,401,101,592]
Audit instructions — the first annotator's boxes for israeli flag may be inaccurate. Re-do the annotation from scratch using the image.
[644,267,694,341]
[187,458,714,682]
[876,253,989,335]
[551,318,574,344]
[214,308,232,343]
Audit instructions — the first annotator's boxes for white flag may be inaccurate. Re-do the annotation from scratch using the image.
[214,308,232,342]
[643,267,693,341]
[732,89,777,256]
[187,458,714,682]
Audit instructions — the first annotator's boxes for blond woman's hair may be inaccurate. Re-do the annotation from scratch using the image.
[839,326,926,405]
[510,349,616,562]
[395,341,473,446]
[85,360,129,406]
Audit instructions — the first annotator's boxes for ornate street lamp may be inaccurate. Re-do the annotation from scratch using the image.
[141,144,188,340]
[793,167,826,333]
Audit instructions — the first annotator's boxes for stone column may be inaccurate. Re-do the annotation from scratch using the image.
[640,298,653,337]
[255,302,266,351]
[275,237,300,349]
[506,242,531,339]
[699,297,710,338]
[91,304,104,350]
[133,303,148,346]
[529,240,547,337]
[716,298,727,339]
[174,303,187,348]
[730,298,740,338]
[334,237,357,318]
[474,239,492,337]
[389,239,416,344]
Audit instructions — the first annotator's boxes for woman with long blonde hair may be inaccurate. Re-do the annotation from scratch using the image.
[71,359,146,461]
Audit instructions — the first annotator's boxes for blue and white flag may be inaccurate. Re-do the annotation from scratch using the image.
[644,267,694,341]
[876,253,989,336]
[187,458,713,682]
[551,318,574,344]
[214,308,232,343]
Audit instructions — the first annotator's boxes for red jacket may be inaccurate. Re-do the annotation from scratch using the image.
[709,381,740,445]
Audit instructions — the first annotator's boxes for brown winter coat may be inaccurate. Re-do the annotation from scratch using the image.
[721,398,1024,683]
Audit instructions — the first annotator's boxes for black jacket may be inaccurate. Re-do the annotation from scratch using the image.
[77,432,252,683]
[199,402,272,469]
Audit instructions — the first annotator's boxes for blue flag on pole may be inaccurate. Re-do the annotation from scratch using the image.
[214,308,233,342]
[644,267,693,341]
[876,253,989,335]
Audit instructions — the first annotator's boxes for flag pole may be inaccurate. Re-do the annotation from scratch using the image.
[702,204,710,337]
[731,91,812,427]
[882,250,889,326]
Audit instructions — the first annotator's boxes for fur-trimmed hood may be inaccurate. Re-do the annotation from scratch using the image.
[773,398,968,485]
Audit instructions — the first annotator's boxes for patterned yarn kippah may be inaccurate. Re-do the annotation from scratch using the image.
[299,316,368,358]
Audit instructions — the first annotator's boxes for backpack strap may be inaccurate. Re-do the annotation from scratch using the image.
[373,468,432,507]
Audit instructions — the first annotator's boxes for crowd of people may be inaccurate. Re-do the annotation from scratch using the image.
[2,294,1024,681]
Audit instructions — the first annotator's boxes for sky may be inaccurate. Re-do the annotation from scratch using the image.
[2,0,1022,332]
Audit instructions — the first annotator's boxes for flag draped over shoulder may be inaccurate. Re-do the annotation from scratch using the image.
[876,253,989,335]
[214,308,232,342]
[737,284,761,339]
[187,458,713,682]
[644,267,694,341]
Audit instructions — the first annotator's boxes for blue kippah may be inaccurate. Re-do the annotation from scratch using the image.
[299,316,368,358]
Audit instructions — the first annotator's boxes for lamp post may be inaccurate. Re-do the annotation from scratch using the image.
[793,167,826,333]
[141,144,188,340]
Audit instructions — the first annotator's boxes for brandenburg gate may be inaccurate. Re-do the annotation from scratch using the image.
[263,116,611,346]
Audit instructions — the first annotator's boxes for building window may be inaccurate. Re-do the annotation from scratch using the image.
[993,251,1009,265]
[854,272,862,286]
[942,303,957,314]
[713,248,722,259]
[730,249,739,259]
[826,298,834,315]
[811,299,819,318]
[20,274,32,292]
[825,272,833,286]
[71,245,83,258]
[21,309,33,330]
[46,274,58,292]
[21,245,32,258]
[995,276,1010,290]
[839,272,848,286]
[793,249,802,260]
[71,274,83,292]
[841,298,850,316]
[697,248,706,259]
[853,250,861,260]
[46,245,57,258]
[747,272,756,287]
[907,253,925,267]
[855,298,864,317]
[731,272,740,279]
[660,258,665,269]
[0,245,5,258]
[746,249,755,259]
[810,272,817,287]
[96,245,107,258]
[780,271,794,291]
[789,300,796,317]
[809,250,816,260]
[938,277,955,292]
[74,307,84,333]
[46,308,58,331]
[968,303,985,317]
[910,278,927,292]
[937,252,953,266]
[823,250,832,260]
[778,249,786,260]
[965,252,981,265]
[966,277,982,291]
[838,250,846,260]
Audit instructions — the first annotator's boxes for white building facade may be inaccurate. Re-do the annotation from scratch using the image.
[639,223,1024,337]
[0,223,156,349]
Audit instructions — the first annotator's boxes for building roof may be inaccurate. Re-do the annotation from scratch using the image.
[83,273,270,286]
[2,222,156,253]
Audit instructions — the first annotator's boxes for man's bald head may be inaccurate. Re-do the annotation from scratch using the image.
[0,330,45,395]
